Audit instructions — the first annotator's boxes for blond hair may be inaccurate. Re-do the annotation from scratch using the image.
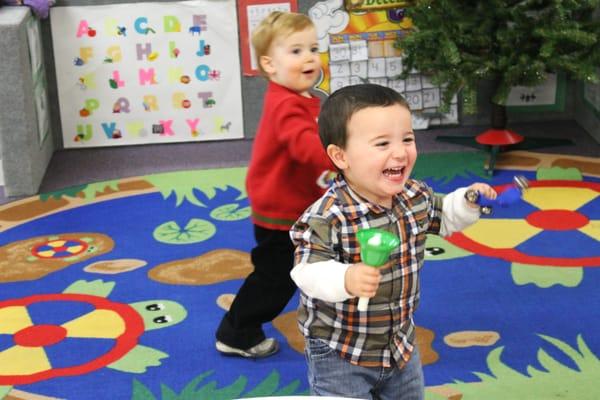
[251,11,315,78]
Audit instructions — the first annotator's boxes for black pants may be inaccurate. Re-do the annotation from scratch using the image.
[216,224,296,350]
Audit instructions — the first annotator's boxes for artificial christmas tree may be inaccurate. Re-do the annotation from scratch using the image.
[398,0,600,173]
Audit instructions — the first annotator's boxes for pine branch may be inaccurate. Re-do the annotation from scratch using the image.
[399,0,600,112]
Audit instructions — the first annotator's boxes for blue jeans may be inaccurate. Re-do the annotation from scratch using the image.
[305,337,424,400]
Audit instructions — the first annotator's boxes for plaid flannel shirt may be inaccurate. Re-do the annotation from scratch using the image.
[290,175,443,368]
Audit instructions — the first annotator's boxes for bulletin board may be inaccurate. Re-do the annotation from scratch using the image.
[50,0,244,148]
[309,0,458,130]
[238,0,298,76]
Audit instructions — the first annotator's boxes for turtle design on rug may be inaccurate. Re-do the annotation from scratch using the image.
[0,279,187,398]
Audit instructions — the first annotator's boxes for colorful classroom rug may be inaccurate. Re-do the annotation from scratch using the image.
[0,151,599,400]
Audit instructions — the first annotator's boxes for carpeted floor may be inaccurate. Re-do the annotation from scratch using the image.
[0,150,599,400]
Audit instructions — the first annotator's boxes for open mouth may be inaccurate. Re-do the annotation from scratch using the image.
[383,167,404,177]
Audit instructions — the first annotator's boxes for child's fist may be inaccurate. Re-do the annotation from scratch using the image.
[465,183,497,208]
[344,262,381,298]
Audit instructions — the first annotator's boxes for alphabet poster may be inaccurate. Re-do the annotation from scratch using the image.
[50,1,244,148]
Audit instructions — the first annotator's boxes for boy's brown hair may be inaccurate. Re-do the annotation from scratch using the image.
[251,11,316,78]
[319,84,410,150]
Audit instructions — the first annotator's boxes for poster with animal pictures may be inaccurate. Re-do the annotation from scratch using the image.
[50,0,244,148]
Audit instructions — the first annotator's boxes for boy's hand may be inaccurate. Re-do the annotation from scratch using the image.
[465,183,497,208]
[345,263,381,298]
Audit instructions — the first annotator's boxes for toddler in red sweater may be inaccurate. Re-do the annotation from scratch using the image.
[215,11,333,358]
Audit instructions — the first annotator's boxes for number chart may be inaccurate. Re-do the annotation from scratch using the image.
[312,4,459,129]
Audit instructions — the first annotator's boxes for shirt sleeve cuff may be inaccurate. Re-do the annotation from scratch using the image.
[290,260,353,302]
[440,187,481,236]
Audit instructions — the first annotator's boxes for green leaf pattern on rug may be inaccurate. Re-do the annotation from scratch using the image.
[0,386,11,398]
[210,204,251,221]
[537,166,583,181]
[131,370,307,400]
[42,180,123,201]
[145,168,247,207]
[153,219,216,244]
[81,180,122,199]
[413,152,490,183]
[131,378,157,400]
[449,335,600,400]
[512,263,583,288]
[40,184,88,201]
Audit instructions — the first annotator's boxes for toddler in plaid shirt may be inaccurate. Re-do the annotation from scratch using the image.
[290,83,496,399]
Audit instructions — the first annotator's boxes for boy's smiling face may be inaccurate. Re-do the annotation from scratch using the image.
[261,27,321,97]
[327,104,416,208]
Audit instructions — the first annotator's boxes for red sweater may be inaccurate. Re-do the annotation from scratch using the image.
[247,82,333,230]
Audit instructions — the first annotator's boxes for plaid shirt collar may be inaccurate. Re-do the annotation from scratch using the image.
[330,174,420,221]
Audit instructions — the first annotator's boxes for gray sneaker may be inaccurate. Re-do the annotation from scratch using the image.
[216,338,279,358]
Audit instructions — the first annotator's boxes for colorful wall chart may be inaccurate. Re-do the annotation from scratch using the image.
[309,0,458,130]
[50,1,243,148]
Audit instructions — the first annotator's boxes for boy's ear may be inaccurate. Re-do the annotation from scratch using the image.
[326,144,347,170]
[259,55,275,76]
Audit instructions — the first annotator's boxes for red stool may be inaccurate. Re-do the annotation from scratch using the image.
[475,129,524,175]
[436,126,573,175]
